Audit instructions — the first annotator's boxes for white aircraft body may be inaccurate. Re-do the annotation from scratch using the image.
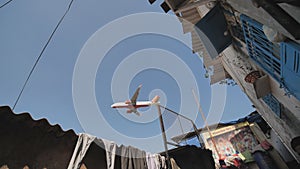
[111,85,160,116]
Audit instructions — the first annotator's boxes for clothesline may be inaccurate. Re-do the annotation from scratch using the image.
[67,133,180,169]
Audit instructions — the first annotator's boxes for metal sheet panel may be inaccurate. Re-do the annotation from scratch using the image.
[195,3,232,59]
[180,8,201,33]
[210,58,227,84]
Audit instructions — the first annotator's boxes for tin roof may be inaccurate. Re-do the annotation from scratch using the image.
[0,106,77,168]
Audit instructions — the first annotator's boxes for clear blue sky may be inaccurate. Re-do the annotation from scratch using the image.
[0,0,254,152]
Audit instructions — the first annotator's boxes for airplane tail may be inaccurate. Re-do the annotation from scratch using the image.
[151,95,160,104]
[127,109,140,116]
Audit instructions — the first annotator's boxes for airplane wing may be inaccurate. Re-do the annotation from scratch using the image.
[130,84,142,106]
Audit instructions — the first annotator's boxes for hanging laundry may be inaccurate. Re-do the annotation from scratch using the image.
[146,153,156,169]
[102,139,117,169]
[153,154,167,169]
[67,133,96,169]
[159,155,167,169]
[67,133,179,169]
[170,158,181,169]
[120,145,148,169]
[146,153,167,169]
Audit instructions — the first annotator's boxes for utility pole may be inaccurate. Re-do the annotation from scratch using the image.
[156,105,171,169]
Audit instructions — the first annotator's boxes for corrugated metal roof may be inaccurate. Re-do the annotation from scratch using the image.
[177,5,228,84]
[0,106,77,168]
[180,7,201,33]
[169,3,228,84]
[191,29,206,53]
[210,58,228,84]
[0,106,112,169]
[172,111,262,143]
[165,0,186,11]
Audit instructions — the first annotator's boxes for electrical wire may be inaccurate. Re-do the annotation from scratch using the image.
[13,0,75,110]
[0,0,13,8]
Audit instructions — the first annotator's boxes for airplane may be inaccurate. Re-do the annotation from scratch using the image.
[111,85,160,116]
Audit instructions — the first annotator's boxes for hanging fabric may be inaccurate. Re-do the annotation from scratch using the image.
[67,133,96,169]
[67,133,178,169]
[170,158,181,169]
[102,139,117,169]
[160,155,167,169]
[120,145,148,169]
[146,153,167,169]
[146,153,156,169]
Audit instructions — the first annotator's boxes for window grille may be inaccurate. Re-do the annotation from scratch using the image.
[240,15,281,81]
[262,93,281,117]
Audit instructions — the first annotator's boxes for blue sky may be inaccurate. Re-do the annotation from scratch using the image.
[0,0,254,152]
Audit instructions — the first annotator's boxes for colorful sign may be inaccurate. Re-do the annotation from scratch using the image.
[202,122,258,164]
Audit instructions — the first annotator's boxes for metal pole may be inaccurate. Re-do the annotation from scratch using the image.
[160,105,203,147]
[156,105,171,169]
[192,89,222,160]
[192,122,205,148]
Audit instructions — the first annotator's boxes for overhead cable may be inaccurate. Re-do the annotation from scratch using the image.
[0,0,13,9]
[13,0,75,110]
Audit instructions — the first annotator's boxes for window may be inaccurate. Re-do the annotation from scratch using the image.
[262,93,281,117]
[240,15,281,81]
[241,15,300,100]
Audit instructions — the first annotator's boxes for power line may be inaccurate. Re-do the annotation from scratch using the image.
[13,0,75,110]
[0,0,13,8]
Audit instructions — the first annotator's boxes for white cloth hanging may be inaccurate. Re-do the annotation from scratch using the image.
[67,133,96,169]
[146,153,162,169]
[102,139,117,169]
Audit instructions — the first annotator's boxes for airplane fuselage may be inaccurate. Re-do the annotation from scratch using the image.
[110,85,160,116]
[111,101,153,109]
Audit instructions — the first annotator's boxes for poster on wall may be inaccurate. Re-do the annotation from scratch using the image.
[202,122,258,164]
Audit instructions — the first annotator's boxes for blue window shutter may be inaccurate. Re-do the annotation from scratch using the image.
[241,14,300,101]
[240,15,281,81]
[280,42,300,100]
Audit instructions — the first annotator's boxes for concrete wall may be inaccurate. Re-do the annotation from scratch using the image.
[221,46,300,162]
[270,129,294,162]
[161,0,300,163]
[226,0,300,43]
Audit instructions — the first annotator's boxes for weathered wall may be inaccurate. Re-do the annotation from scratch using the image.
[226,0,300,43]
[221,46,300,162]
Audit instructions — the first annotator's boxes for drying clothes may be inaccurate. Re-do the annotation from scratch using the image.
[154,154,161,169]
[146,153,164,169]
[102,139,117,169]
[170,158,181,169]
[67,133,96,169]
[146,153,171,169]
[160,155,167,169]
[154,154,166,169]
[120,145,148,169]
